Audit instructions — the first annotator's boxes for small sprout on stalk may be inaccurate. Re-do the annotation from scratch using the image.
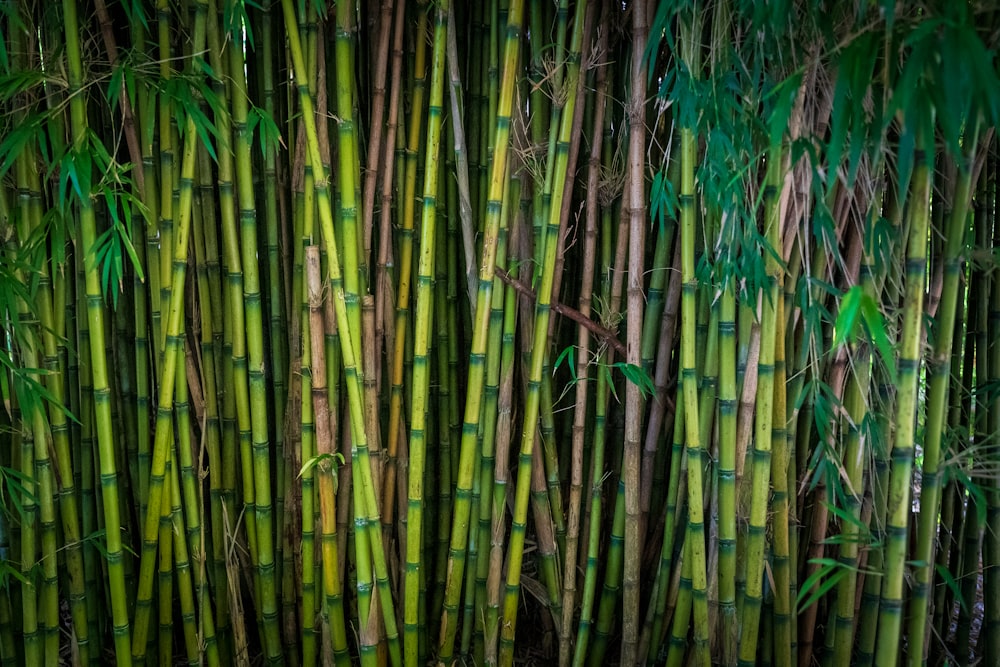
[300,452,347,492]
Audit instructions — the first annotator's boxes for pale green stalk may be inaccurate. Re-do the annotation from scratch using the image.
[874,125,933,667]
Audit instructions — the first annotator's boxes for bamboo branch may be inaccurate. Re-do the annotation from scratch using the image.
[495,266,625,357]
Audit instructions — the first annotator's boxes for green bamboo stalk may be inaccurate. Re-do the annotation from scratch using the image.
[639,198,678,515]
[535,376,565,592]
[62,0,133,660]
[718,224,739,667]
[257,5,289,612]
[194,143,231,665]
[333,0,365,369]
[771,295,792,667]
[227,24,282,662]
[955,196,990,667]
[737,142,782,665]
[472,163,515,665]
[169,435,212,666]
[676,26,711,666]
[528,429,564,635]
[12,169,40,667]
[134,114,156,560]
[874,123,933,667]
[589,478,627,667]
[856,171,906,667]
[384,3,428,527]
[428,158,454,645]
[153,0,173,361]
[433,1,524,663]
[130,1,208,656]
[531,0,570,272]
[280,5,401,664]
[158,454,175,667]
[300,237,319,665]
[832,221,880,667]
[74,247,103,664]
[33,199,91,665]
[936,304,973,654]
[172,314,205,594]
[666,530,694,667]
[210,4,265,629]
[10,118,60,666]
[906,133,978,666]
[498,1,583,661]
[647,396,688,662]
[404,0,448,661]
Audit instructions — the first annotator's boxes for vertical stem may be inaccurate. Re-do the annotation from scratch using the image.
[62,0,133,661]
[875,123,933,667]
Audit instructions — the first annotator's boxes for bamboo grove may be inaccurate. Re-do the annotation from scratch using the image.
[1,0,1000,665]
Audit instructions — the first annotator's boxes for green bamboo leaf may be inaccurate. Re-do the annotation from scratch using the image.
[107,60,125,105]
[833,285,864,349]
[82,529,138,560]
[614,362,655,399]
[650,169,677,236]
[122,0,149,31]
[766,71,801,149]
[117,229,142,285]
[299,451,345,478]
[643,0,672,84]
[604,365,619,403]
[0,115,43,180]
[796,558,850,614]
[124,60,136,108]
[0,559,31,587]
[947,466,988,527]
[824,502,873,542]
[247,105,282,159]
[934,563,967,613]
[0,465,39,520]
[86,129,115,175]
[860,294,897,383]
[197,57,217,79]
[554,345,576,382]
[0,69,47,104]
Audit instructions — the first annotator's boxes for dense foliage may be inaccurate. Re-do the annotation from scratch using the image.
[0,1,998,665]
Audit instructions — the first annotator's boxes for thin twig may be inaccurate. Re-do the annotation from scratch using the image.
[495,266,626,357]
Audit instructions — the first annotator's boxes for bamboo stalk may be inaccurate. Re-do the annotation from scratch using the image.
[874,123,933,667]
[61,0,133,661]
[906,131,979,665]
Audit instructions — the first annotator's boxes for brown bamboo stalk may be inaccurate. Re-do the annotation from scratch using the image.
[621,0,649,661]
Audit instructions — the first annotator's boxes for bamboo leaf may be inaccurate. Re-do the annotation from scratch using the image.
[796,559,850,614]
[0,464,39,520]
[833,285,864,349]
[554,345,576,382]
[934,563,967,613]
[614,362,656,400]
[824,502,873,542]
[0,559,31,587]
[299,452,345,479]
[860,293,897,383]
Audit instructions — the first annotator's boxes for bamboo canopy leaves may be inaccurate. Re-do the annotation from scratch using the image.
[2,1,1000,665]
